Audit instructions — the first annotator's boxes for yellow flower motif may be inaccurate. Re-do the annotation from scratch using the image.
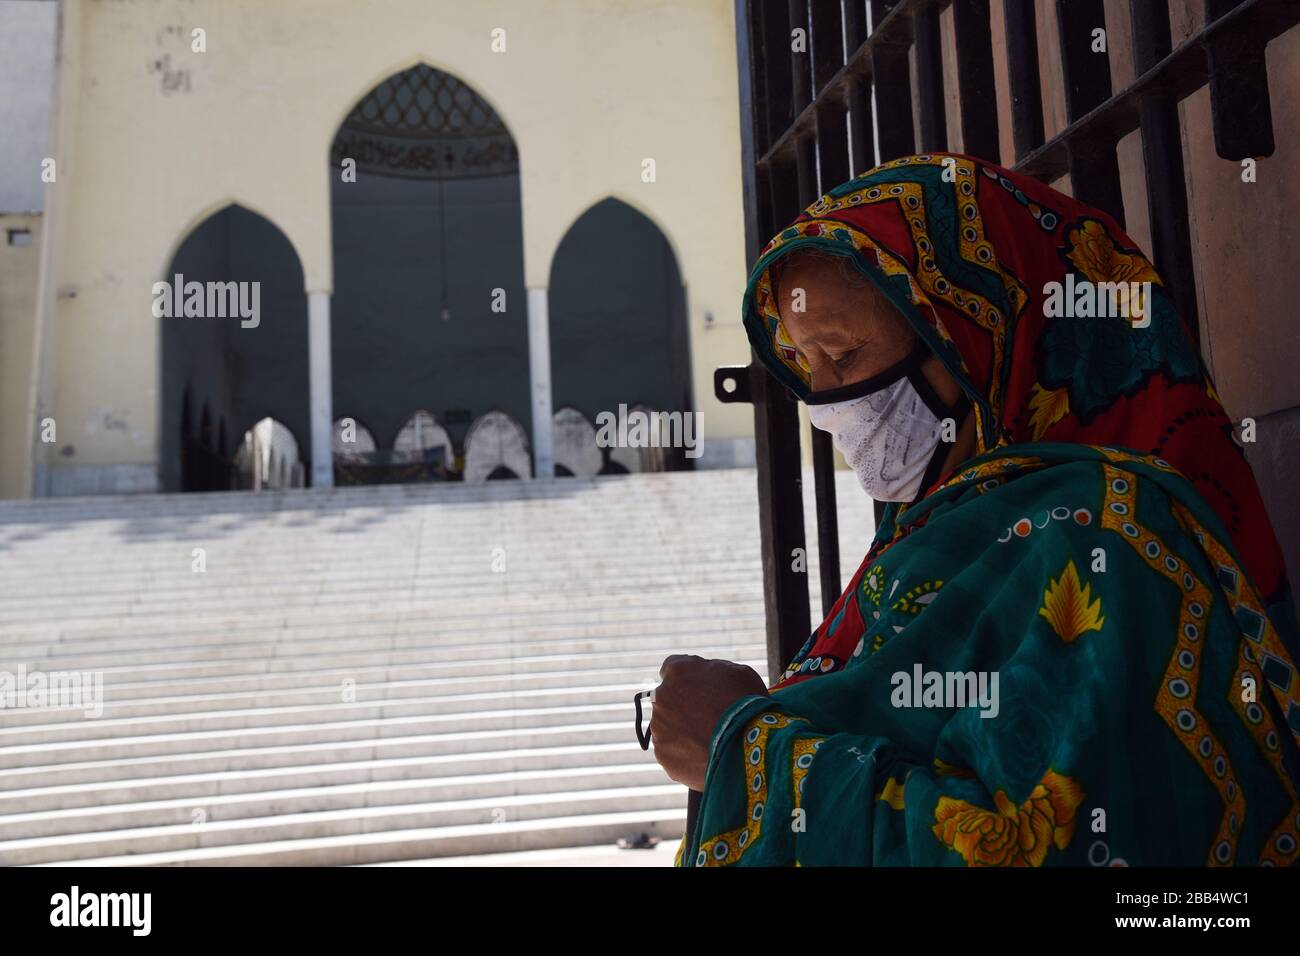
[1027,383,1070,440]
[1065,219,1161,286]
[932,770,1085,866]
[1039,559,1104,643]
[878,777,907,810]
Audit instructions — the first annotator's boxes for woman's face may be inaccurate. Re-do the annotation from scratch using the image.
[774,253,960,407]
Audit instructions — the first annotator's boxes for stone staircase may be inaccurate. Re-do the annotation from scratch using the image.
[0,468,873,866]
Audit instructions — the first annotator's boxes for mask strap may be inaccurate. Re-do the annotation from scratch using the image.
[804,340,929,406]
[906,358,965,423]
[910,394,972,506]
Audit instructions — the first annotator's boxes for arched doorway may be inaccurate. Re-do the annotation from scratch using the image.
[234,417,304,491]
[548,198,692,470]
[329,63,528,483]
[160,204,309,492]
[332,416,378,460]
[463,410,530,484]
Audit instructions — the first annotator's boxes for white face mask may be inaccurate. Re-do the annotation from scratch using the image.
[805,345,967,503]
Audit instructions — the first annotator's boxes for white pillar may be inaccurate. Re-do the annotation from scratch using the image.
[307,291,334,488]
[526,286,554,478]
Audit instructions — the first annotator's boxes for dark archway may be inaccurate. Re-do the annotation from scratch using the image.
[548,198,693,470]
[329,64,528,482]
[160,204,309,492]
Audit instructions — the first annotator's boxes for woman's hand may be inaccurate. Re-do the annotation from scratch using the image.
[650,655,769,791]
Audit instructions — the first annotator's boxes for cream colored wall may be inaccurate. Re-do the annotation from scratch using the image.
[0,215,41,498]
[31,0,752,494]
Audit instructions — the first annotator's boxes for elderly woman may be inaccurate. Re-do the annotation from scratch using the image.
[651,153,1300,867]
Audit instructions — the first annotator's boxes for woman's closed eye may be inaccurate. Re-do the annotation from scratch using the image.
[831,352,859,370]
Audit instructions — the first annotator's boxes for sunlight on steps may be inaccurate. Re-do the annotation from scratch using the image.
[0,468,873,866]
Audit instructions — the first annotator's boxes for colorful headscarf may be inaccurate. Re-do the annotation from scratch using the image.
[742,152,1287,603]
[678,154,1300,867]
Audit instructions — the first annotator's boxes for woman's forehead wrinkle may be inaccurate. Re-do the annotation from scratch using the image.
[807,317,871,351]
[779,282,880,354]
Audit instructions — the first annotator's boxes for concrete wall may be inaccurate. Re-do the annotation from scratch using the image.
[0,0,56,214]
[0,215,41,498]
[0,0,56,498]
[25,0,751,496]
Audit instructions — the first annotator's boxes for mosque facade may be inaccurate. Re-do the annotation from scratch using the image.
[0,0,755,498]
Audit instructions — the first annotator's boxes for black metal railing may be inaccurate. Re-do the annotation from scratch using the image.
[722,0,1300,677]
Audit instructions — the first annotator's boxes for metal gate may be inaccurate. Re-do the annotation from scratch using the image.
[718,0,1300,677]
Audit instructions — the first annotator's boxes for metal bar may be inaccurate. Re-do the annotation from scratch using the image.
[844,0,868,51]
[1206,0,1250,19]
[1055,0,1121,221]
[795,123,843,617]
[762,0,1296,174]
[1016,0,1299,184]
[1004,0,1045,159]
[756,0,925,168]
[870,0,905,28]
[1205,6,1275,159]
[1137,94,1198,338]
[952,0,1000,159]
[769,154,803,231]
[1131,0,1172,71]
[714,365,755,405]
[736,0,813,678]
[912,2,947,152]
[810,0,844,94]
[1055,0,1112,122]
[1130,1,1200,343]
[810,430,842,616]
[872,40,916,160]
[756,160,775,239]
[869,0,917,163]
[816,100,852,191]
[790,0,812,114]
[1066,136,1125,227]
[749,0,773,154]
[847,75,875,172]
[752,366,814,671]
[760,0,794,155]
[794,133,817,206]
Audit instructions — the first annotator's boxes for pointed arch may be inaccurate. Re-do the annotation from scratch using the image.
[546,198,693,470]
[234,417,303,491]
[326,56,522,157]
[328,62,529,482]
[158,198,312,291]
[160,204,309,492]
[332,416,378,457]
[544,192,685,287]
